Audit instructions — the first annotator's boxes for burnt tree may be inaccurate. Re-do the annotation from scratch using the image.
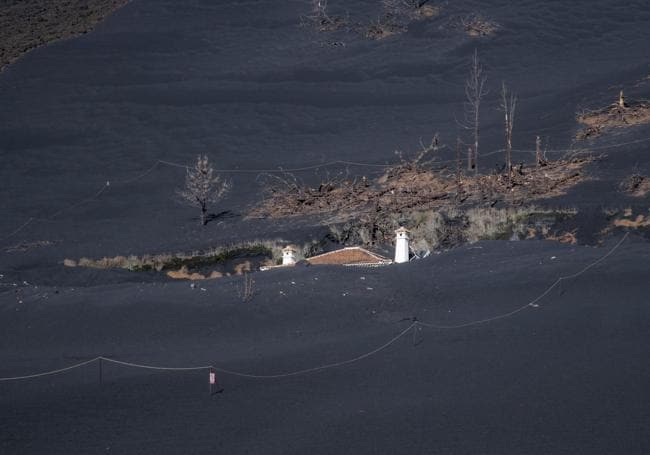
[500,82,517,185]
[463,49,488,174]
[178,155,231,226]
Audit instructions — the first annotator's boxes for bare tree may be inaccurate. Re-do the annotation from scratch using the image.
[178,155,231,226]
[237,273,255,302]
[500,82,517,185]
[463,49,488,174]
[535,135,548,168]
[303,0,335,29]
[455,137,462,197]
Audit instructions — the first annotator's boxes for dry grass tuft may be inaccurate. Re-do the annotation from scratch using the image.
[364,18,405,40]
[620,174,650,197]
[251,155,593,224]
[613,214,650,228]
[67,241,283,274]
[419,5,441,18]
[5,240,55,253]
[545,229,578,244]
[461,14,499,37]
[166,266,207,281]
[327,205,576,254]
[577,94,650,140]
[234,261,252,275]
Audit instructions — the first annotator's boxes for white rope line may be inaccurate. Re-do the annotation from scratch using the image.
[0,323,416,382]
[417,232,630,330]
[158,159,392,173]
[0,357,100,382]
[0,233,630,382]
[4,134,649,242]
[100,357,211,372]
[46,184,110,220]
[209,322,417,379]
[0,218,36,242]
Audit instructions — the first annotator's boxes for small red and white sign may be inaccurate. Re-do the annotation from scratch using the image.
[209,372,216,385]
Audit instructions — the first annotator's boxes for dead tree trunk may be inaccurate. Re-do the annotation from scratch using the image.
[464,49,487,175]
[200,202,208,226]
[500,82,516,186]
[456,137,462,195]
[456,137,463,186]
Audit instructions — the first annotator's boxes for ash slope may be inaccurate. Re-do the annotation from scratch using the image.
[0,0,648,261]
[2,239,650,454]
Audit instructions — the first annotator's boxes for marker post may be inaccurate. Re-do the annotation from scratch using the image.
[209,367,223,395]
[209,367,215,395]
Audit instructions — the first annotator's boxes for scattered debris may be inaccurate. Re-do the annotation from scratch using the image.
[251,154,593,227]
[576,91,650,140]
[613,214,650,228]
[460,13,499,37]
[5,240,56,253]
[620,173,650,197]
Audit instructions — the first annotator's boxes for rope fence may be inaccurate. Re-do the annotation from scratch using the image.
[0,232,629,383]
[3,134,649,244]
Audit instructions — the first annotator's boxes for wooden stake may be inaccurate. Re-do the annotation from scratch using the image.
[456,138,462,195]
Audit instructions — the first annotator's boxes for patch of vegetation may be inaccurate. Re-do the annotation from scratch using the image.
[64,241,283,273]
[600,208,650,241]
[620,173,650,197]
[365,1,441,40]
[327,206,577,255]
[460,13,499,37]
[5,240,56,253]
[250,145,594,224]
[300,0,347,32]
[576,91,650,140]
[0,0,130,71]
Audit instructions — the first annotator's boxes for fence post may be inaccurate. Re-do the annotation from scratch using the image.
[209,367,215,396]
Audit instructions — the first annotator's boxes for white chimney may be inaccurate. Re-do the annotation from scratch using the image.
[282,245,297,266]
[394,227,410,264]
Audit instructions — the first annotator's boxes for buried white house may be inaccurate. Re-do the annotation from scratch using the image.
[261,227,411,270]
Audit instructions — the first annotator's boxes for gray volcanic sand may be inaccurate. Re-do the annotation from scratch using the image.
[1,0,650,453]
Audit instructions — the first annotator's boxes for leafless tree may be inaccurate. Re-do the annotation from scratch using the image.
[303,0,339,30]
[500,82,517,185]
[455,137,462,196]
[535,135,548,168]
[413,134,440,168]
[463,49,488,174]
[237,273,255,302]
[177,155,231,226]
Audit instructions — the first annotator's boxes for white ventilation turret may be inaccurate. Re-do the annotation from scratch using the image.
[394,227,410,264]
[282,245,297,266]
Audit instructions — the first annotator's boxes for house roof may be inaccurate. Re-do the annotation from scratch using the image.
[306,247,392,266]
